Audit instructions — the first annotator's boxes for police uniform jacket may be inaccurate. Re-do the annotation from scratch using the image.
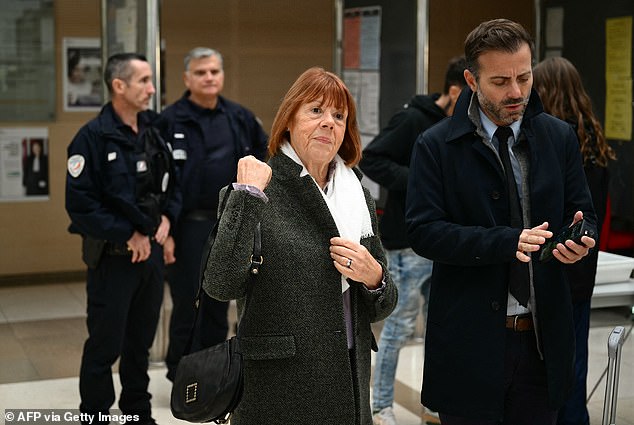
[406,88,596,420]
[202,153,397,425]
[66,103,181,243]
[158,92,268,215]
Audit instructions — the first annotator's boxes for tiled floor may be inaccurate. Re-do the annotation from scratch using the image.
[0,281,632,425]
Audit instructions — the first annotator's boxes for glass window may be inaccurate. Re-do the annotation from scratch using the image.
[0,0,55,121]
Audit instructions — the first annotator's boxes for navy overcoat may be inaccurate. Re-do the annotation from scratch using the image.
[406,88,596,420]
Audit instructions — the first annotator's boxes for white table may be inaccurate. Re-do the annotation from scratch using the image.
[591,251,634,309]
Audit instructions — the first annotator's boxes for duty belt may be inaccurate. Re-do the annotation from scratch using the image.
[104,242,131,256]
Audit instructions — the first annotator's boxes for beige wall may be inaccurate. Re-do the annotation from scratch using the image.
[0,1,536,278]
[0,1,102,277]
[0,0,335,277]
[162,1,336,131]
[427,0,535,94]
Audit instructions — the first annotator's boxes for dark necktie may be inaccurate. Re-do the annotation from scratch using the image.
[495,126,530,306]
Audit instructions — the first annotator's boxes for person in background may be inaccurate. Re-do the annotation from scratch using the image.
[67,50,101,107]
[23,139,49,195]
[360,55,467,425]
[406,19,596,425]
[202,67,397,424]
[533,56,616,425]
[158,47,268,382]
[65,53,181,425]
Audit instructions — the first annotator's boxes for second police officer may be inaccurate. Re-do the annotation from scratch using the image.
[158,47,268,381]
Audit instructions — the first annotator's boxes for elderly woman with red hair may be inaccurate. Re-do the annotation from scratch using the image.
[203,67,397,425]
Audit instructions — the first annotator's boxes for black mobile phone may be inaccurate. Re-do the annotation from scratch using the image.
[538,219,595,262]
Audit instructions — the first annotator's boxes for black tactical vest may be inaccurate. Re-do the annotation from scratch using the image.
[136,127,173,233]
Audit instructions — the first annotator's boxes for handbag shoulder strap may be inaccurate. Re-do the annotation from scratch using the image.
[196,184,232,284]
[183,185,260,355]
[237,221,261,339]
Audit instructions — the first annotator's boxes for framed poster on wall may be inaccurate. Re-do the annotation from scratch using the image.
[63,37,104,112]
[0,127,49,202]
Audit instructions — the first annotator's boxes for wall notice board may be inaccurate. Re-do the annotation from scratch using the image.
[343,0,418,131]
[343,0,418,203]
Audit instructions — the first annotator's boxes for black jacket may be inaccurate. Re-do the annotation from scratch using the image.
[158,93,268,214]
[66,103,182,243]
[23,153,49,195]
[360,94,445,249]
[203,153,397,424]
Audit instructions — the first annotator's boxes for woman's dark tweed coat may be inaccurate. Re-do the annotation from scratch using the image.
[203,153,397,425]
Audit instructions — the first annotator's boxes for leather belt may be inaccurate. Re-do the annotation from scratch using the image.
[506,314,533,332]
[184,209,215,221]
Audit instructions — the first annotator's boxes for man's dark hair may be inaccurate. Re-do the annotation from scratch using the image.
[464,19,535,79]
[104,53,148,94]
[442,56,467,94]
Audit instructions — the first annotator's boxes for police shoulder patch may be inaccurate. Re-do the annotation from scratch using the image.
[68,154,85,178]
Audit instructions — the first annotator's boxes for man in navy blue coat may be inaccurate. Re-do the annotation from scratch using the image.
[406,19,596,425]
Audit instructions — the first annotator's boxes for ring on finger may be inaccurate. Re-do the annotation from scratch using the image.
[346,258,352,268]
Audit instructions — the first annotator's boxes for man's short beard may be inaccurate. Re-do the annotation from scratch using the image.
[476,89,528,125]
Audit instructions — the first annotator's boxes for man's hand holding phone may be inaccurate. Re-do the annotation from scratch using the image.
[540,211,596,264]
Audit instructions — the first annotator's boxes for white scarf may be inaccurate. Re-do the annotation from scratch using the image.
[281,142,373,292]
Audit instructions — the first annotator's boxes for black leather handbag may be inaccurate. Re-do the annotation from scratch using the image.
[170,186,262,423]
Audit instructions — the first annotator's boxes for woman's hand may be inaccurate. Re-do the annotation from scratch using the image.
[237,155,272,191]
[329,237,383,290]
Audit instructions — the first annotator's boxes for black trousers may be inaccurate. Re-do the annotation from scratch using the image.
[439,328,558,425]
[79,243,164,422]
[165,218,229,380]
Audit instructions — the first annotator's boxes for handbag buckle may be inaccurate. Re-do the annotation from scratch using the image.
[185,382,198,403]
[216,412,232,424]
[249,255,263,275]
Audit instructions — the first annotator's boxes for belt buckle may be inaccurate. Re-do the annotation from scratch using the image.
[513,314,521,332]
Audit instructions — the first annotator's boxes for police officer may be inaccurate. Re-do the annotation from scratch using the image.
[158,47,268,381]
[65,53,181,425]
